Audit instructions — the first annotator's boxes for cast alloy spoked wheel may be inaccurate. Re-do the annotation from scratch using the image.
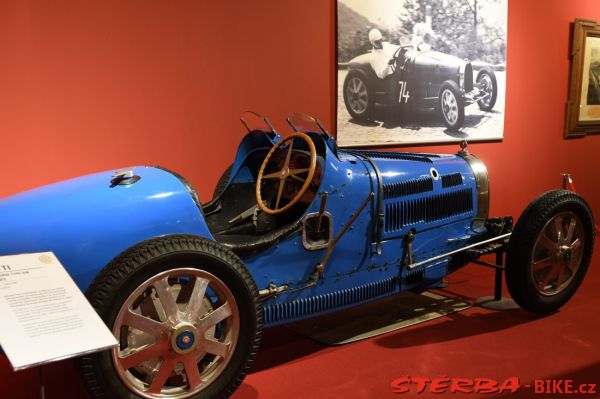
[441,90,458,125]
[506,190,595,314]
[343,72,374,120]
[438,80,464,130]
[346,77,369,115]
[531,212,584,296]
[475,67,497,111]
[477,74,494,110]
[112,268,239,398]
[78,236,262,399]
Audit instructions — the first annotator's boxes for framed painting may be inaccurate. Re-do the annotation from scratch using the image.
[565,19,600,138]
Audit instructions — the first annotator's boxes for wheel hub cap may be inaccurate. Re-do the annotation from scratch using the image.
[559,246,572,263]
[171,326,197,354]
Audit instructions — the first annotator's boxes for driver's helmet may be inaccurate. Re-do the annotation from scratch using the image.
[368,29,383,49]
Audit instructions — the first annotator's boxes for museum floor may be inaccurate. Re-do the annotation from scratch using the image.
[2,246,599,399]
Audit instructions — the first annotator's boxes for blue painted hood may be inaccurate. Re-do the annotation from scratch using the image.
[0,166,212,291]
[350,150,478,239]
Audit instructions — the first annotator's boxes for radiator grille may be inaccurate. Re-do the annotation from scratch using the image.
[263,277,396,325]
[383,177,433,199]
[441,173,463,188]
[352,150,437,163]
[385,188,473,232]
[464,63,474,92]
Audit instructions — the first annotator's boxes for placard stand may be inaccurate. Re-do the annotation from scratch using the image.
[0,252,118,394]
[38,366,45,399]
[2,350,46,398]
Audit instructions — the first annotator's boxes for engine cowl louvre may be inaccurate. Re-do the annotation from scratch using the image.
[384,188,473,232]
[383,177,434,199]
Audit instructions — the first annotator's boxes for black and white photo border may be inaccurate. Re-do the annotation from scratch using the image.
[336,0,508,147]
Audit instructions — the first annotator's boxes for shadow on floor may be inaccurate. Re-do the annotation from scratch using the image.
[252,298,546,373]
[250,327,328,373]
[375,308,544,349]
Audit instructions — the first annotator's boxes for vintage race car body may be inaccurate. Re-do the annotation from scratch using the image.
[0,114,593,399]
[343,45,498,130]
[0,130,483,326]
[214,131,485,326]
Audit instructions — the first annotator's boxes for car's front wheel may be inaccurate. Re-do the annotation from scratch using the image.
[439,80,464,131]
[476,67,498,111]
[506,190,595,314]
[343,71,374,120]
[79,235,262,399]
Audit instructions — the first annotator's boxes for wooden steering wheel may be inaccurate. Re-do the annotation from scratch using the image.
[256,132,317,215]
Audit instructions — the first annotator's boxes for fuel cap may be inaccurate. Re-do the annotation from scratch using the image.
[110,168,141,187]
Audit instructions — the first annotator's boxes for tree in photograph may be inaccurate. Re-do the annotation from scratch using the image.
[398,0,505,64]
[338,2,376,62]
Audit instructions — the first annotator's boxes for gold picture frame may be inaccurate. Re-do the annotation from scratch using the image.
[565,19,600,138]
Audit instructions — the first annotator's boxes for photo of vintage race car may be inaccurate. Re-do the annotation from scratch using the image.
[0,113,594,399]
[343,43,499,130]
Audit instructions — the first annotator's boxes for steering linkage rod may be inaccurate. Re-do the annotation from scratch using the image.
[310,192,374,282]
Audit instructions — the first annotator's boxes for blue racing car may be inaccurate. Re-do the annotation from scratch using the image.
[0,112,594,399]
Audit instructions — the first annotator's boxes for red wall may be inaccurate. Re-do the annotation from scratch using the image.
[0,2,599,398]
[0,0,598,221]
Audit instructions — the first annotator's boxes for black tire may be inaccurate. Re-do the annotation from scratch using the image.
[78,235,262,399]
[476,67,497,111]
[506,190,595,314]
[438,80,465,131]
[213,164,232,199]
[343,70,375,120]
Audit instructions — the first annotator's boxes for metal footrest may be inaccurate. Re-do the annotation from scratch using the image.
[466,242,504,257]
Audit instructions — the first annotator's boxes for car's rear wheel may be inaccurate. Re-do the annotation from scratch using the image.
[506,190,595,314]
[343,71,374,120]
[476,67,497,111]
[79,235,262,399]
[439,80,464,131]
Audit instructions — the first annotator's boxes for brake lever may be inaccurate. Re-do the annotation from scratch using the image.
[228,204,259,225]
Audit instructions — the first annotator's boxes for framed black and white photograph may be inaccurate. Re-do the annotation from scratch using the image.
[336,0,508,147]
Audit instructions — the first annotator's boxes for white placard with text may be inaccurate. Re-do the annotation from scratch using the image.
[0,252,118,371]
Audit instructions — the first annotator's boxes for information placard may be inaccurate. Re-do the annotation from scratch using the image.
[0,252,118,371]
